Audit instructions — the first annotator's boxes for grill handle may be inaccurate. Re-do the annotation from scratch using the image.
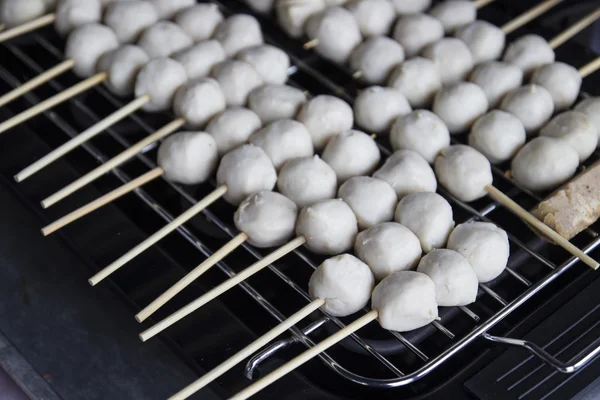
[482,333,600,373]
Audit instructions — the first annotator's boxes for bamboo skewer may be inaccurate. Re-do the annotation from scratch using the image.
[473,0,497,8]
[40,117,185,208]
[577,55,600,78]
[0,13,56,44]
[168,298,325,400]
[139,236,307,342]
[230,310,379,400]
[500,0,564,34]
[548,7,600,49]
[14,95,151,182]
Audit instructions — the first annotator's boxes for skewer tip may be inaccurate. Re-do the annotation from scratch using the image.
[135,314,144,323]
[40,199,50,209]
[88,277,97,286]
[139,332,149,342]
[41,227,51,236]
[14,174,22,182]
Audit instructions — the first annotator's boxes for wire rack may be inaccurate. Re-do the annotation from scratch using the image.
[1,0,600,395]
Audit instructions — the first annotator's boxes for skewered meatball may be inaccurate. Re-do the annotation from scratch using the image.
[373,150,437,198]
[469,61,523,107]
[234,191,298,248]
[503,34,555,76]
[511,137,579,192]
[433,82,488,134]
[349,36,405,85]
[65,23,119,78]
[372,271,438,332]
[305,7,362,64]
[390,0,431,15]
[388,57,442,108]
[212,60,264,106]
[392,13,444,57]
[236,45,290,85]
[276,0,325,38]
[249,119,314,170]
[0,0,46,28]
[447,222,509,283]
[248,84,307,124]
[173,41,226,81]
[531,62,582,111]
[455,20,505,64]
[296,95,354,149]
[157,131,218,185]
[390,110,450,163]
[322,130,381,182]
[354,86,411,134]
[309,254,375,316]
[429,0,476,33]
[103,1,158,43]
[346,0,395,37]
[97,45,149,97]
[175,4,224,42]
[395,192,454,253]
[575,97,600,136]
[500,84,554,133]
[295,198,359,255]
[206,107,262,155]
[216,144,277,205]
[278,155,337,208]
[215,14,264,57]
[422,38,474,85]
[138,21,193,59]
[468,110,526,164]
[417,249,478,306]
[173,78,227,129]
[147,0,194,19]
[338,177,398,230]
[55,0,102,36]
[134,58,187,112]
[434,145,492,202]
[539,111,598,163]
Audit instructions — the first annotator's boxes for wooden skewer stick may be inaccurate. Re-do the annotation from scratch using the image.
[135,232,249,322]
[230,310,379,400]
[485,185,599,270]
[0,13,56,43]
[0,72,107,136]
[0,59,75,108]
[41,166,164,236]
[40,117,185,208]
[549,7,600,49]
[139,236,307,342]
[168,298,325,400]
[14,95,151,182]
[303,38,319,50]
[577,55,600,79]
[500,0,564,34]
[88,184,228,286]
[474,0,496,9]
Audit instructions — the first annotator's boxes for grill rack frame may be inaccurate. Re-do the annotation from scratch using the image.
[0,0,600,393]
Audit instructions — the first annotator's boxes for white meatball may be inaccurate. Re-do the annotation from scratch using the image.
[64,24,119,78]
[234,191,298,248]
[372,271,438,332]
[138,21,193,59]
[309,254,375,317]
[388,57,442,108]
[173,41,226,81]
[429,0,476,33]
[349,37,404,86]
[212,60,264,106]
[355,222,421,280]
[97,45,149,97]
[575,97,600,136]
[433,82,488,134]
[55,0,101,36]
[539,111,598,163]
[103,1,157,43]
[354,86,411,134]
[296,95,354,150]
[248,84,307,124]
[447,222,509,283]
[422,38,474,86]
[503,34,555,76]
[531,62,582,111]
[175,4,224,42]
[416,249,478,306]
[173,78,227,129]
[295,198,358,255]
[157,131,218,185]
[338,177,398,230]
[392,13,444,57]
[500,84,554,134]
[0,0,46,28]
[216,144,277,205]
[236,45,290,85]
[305,7,362,64]
[455,20,506,64]
[147,0,194,19]
[278,156,337,208]
[134,58,187,112]
[373,150,437,198]
[206,107,262,156]
[468,110,526,164]
[511,137,579,192]
[395,192,454,253]
[434,145,492,202]
[214,14,264,57]
[346,0,395,37]
[244,0,274,14]
[390,110,450,164]
[249,119,314,170]
[322,130,381,182]
[276,0,325,38]
[390,0,431,14]
[469,61,523,107]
